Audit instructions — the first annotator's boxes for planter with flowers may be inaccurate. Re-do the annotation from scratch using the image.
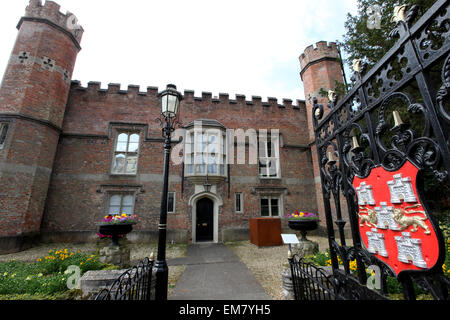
[286,211,319,255]
[96,214,137,246]
[95,214,137,268]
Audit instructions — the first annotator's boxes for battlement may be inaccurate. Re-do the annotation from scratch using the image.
[299,41,340,71]
[70,81,305,110]
[21,0,84,44]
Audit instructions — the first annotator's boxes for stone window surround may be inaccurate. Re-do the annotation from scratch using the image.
[259,195,283,217]
[107,193,135,216]
[96,184,144,218]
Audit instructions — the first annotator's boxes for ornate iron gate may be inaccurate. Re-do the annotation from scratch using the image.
[308,0,449,300]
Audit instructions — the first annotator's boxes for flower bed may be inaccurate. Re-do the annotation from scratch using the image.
[0,248,115,298]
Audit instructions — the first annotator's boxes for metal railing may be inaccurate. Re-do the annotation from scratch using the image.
[288,254,338,300]
[91,257,155,300]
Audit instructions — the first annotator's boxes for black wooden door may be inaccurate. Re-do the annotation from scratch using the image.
[196,198,214,242]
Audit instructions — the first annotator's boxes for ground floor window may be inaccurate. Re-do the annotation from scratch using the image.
[235,192,243,213]
[168,192,176,213]
[260,196,281,217]
[108,193,135,215]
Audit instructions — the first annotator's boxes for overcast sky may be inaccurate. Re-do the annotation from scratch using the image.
[0,0,358,101]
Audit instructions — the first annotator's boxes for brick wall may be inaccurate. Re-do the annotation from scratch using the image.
[40,81,317,243]
[0,1,346,251]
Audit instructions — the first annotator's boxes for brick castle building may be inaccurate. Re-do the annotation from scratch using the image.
[0,1,345,253]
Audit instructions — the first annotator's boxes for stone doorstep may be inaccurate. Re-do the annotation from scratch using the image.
[79,269,128,299]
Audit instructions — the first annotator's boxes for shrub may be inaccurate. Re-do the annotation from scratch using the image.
[38,249,104,274]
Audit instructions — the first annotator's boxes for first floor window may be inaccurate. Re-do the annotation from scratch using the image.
[108,194,135,215]
[260,196,280,217]
[185,128,226,177]
[0,123,9,149]
[112,131,140,175]
[168,192,176,213]
[258,131,280,178]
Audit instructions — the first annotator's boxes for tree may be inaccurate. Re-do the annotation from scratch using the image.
[338,0,449,219]
[340,0,436,72]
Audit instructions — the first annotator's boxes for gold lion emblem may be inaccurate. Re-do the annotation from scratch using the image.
[392,204,430,235]
[358,206,378,228]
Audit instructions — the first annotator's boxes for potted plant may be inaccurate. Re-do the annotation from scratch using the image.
[286,211,318,241]
[96,214,137,246]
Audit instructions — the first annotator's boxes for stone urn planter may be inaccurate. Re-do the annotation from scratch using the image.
[96,221,136,268]
[96,222,136,246]
[287,219,318,241]
[288,219,319,256]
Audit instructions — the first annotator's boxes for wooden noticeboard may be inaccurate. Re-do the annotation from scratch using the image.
[249,217,282,247]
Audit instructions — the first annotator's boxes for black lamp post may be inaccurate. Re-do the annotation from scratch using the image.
[154,84,183,300]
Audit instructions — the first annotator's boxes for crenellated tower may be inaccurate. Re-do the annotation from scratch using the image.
[0,0,83,253]
[299,41,345,231]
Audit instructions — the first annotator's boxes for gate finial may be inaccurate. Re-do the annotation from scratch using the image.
[392,4,407,23]
[352,59,362,73]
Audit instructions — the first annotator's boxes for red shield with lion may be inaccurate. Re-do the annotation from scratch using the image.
[353,160,440,276]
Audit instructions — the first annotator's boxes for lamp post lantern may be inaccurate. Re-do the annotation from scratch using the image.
[154,84,183,300]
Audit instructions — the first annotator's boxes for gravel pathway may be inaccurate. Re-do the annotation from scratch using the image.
[226,236,351,300]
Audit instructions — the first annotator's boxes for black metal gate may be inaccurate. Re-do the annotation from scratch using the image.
[292,0,450,300]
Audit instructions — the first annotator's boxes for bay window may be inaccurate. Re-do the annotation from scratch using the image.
[184,120,227,184]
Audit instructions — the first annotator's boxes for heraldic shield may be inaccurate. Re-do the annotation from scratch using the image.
[353,160,441,276]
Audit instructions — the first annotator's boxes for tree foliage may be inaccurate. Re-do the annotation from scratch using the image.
[336,0,449,217]
[340,0,436,72]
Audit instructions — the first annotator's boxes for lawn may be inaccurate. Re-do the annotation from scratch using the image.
[0,242,187,300]
[0,248,111,299]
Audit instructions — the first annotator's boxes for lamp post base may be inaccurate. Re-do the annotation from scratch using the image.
[154,260,169,300]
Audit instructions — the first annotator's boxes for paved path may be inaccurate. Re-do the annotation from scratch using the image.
[168,243,271,300]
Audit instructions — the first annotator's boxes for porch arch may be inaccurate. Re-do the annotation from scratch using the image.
[189,192,222,243]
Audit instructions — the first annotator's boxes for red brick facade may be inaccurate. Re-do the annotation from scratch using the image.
[0,0,83,253]
[0,1,344,253]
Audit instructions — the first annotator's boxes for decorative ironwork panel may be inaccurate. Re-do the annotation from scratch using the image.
[288,254,341,300]
[311,0,449,300]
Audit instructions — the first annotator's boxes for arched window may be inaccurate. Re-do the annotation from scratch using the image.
[112,132,140,174]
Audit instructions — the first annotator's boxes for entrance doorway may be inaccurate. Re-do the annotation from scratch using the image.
[196,197,214,242]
